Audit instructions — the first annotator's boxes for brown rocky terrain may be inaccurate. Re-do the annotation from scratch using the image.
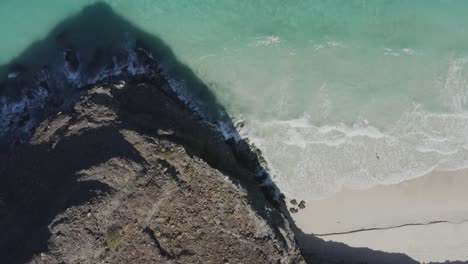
[0,79,305,264]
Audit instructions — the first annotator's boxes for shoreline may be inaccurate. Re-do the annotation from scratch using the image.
[292,168,468,262]
[3,3,468,263]
[0,5,307,254]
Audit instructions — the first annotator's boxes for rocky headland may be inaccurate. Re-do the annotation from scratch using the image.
[0,76,305,263]
[0,3,431,264]
[0,4,306,262]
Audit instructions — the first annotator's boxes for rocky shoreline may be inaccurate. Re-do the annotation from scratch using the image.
[0,75,305,263]
[2,4,429,263]
[0,5,307,261]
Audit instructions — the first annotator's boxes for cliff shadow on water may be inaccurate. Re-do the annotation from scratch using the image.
[0,3,444,264]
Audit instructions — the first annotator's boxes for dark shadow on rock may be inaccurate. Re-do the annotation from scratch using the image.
[0,126,146,263]
[0,3,443,264]
[0,2,224,141]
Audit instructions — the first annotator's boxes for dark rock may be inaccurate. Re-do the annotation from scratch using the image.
[235,120,245,129]
[0,80,6,94]
[298,200,306,209]
[39,80,49,90]
[289,207,299,213]
[290,199,297,205]
[64,48,80,72]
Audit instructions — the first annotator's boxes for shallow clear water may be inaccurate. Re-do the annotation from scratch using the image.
[2,0,468,199]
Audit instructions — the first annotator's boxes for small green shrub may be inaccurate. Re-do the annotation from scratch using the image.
[106,225,121,251]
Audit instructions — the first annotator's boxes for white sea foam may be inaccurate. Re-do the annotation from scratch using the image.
[437,57,468,112]
[7,72,18,79]
[312,44,324,51]
[216,119,241,141]
[326,41,342,48]
[384,48,400,57]
[226,52,468,200]
[311,40,343,51]
[249,36,281,48]
[243,100,468,199]
[402,48,415,55]
[384,48,415,57]
[0,87,48,138]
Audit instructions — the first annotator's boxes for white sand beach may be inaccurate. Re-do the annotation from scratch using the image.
[292,169,468,263]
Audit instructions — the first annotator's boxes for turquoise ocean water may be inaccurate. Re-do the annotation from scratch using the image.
[1,1,468,199]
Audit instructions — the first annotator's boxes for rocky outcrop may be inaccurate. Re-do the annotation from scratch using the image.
[0,80,304,263]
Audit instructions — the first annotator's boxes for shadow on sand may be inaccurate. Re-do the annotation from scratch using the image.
[0,3,461,264]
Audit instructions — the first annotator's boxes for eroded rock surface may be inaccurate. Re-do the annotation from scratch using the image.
[0,81,304,264]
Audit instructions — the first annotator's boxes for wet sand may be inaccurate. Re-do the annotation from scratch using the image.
[292,168,468,262]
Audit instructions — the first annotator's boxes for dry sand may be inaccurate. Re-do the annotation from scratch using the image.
[292,168,468,263]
